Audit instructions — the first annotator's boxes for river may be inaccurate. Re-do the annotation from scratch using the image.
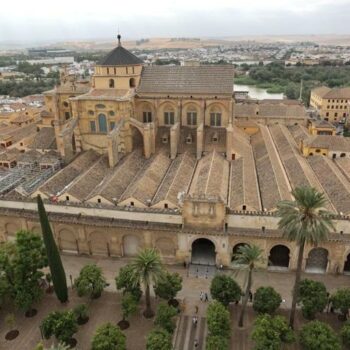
[234,84,284,100]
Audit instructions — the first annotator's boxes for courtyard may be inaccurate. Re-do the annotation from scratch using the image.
[0,253,349,349]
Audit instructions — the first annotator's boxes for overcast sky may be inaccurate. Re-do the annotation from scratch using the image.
[1,0,350,43]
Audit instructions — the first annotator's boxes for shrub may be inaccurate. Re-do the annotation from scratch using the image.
[115,264,142,301]
[253,287,282,314]
[154,302,178,334]
[206,335,229,350]
[251,314,294,350]
[91,323,126,350]
[299,320,341,350]
[298,279,328,320]
[41,310,78,345]
[210,274,241,307]
[206,300,231,338]
[341,322,350,349]
[73,304,88,322]
[331,288,350,320]
[146,328,172,350]
[74,264,107,299]
[154,272,182,303]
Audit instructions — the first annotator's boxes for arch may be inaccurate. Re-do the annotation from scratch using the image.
[129,78,136,88]
[138,101,154,123]
[231,243,250,264]
[155,237,176,257]
[58,228,78,254]
[30,225,42,235]
[184,103,199,126]
[305,248,328,274]
[191,238,216,266]
[209,104,222,127]
[89,231,109,256]
[98,113,107,133]
[131,125,144,150]
[163,104,176,125]
[268,245,290,270]
[109,79,115,88]
[344,253,350,275]
[122,234,140,257]
[5,222,21,240]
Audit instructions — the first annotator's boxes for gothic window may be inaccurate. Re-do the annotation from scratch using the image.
[143,111,152,123]
[98,114,107,133]
[109,79,115,88]
[90,121,96,133]
[164,111,175,125]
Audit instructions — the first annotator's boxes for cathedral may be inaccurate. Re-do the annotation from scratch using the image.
[0,35,350,275]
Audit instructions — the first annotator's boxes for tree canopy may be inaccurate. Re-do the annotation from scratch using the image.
[298,279,328,319]
[154,271,182,302]
[299,320,341,350]
[210,274,242,307]
[154,302,178,334]
[331,288,350,319]
[146,328,172,350]
[206,300,231,338]
[0,230,47,311]
[74,264,107,299]
[252,314,295,350]
[91,323,126,350]
[41,310,78,345]
[253,286,282,315]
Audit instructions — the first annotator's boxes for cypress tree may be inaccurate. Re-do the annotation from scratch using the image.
[37,195,68,302]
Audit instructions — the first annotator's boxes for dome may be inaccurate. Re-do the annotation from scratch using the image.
[98,35,143,66]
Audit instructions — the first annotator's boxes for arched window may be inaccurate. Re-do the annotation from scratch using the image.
[186,106,197,126]
[142,105,152,123]
[164,106,175,125]
[98,114,107,133]
[210,106,222,127]
[129,78,136,88]
[109,79,115,88]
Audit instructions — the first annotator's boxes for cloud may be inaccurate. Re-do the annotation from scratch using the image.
[0,0,349,42]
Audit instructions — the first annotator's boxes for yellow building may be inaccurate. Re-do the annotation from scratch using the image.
[310,86,350,123]
[308,119,336,136]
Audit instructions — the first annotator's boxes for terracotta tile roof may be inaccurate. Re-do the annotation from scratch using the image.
[137,66,234,95]
[28,127,56,150]
[312,86,331,98]
[324,87,350,99]
[99,45,143,66]
[304,135,350,152]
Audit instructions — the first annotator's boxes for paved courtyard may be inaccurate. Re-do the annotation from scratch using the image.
[0,253,349,350]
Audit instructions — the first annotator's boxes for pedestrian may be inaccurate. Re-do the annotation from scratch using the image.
[194,339,199,348]
[204,293,209,302]
[183,261,187,269]
[249,290,253,302]
[200,291,204,301]
[192,316,198,326]
[195,305,199,314]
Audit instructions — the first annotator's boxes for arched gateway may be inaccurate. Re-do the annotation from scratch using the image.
[191,238,216,266]
[305,248,328,274]
[268,245,290,270]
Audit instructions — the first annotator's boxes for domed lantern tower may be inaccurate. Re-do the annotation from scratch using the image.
[92,34,144,90]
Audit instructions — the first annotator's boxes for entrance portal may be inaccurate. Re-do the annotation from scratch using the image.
[191,238,216,266]
[305,248,328,274]
[268,245,290,270]
[344,254,350,275]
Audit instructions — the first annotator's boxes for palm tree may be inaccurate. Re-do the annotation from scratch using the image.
[234,244,264,328]
[277,186,334,328]
[131,248,164,318]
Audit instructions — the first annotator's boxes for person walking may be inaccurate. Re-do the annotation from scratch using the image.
[204,293,209,302]
[194,339,199,348]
